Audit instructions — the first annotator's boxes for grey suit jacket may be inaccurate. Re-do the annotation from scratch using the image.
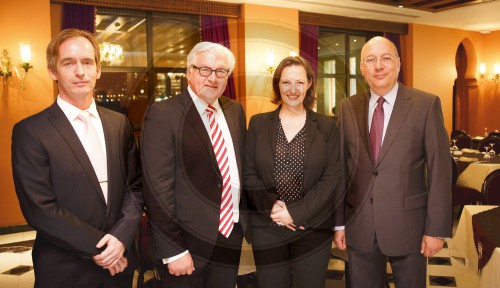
[243,107,341,231]
[12,102,143,287]
[141,89,247,266]
[337,84,452,256]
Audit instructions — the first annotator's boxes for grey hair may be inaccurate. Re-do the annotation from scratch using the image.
[186,41,235,73]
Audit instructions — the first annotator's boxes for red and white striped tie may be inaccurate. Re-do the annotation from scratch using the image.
[206,105,234,238]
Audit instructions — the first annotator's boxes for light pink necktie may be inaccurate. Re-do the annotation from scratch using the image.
[206,105,234,238]
[370,97,385,162]
[78,111,108,203]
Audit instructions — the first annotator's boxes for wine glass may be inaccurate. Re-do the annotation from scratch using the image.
[450,140,458,153]
[483,145,491,161]
[489,143,496,158]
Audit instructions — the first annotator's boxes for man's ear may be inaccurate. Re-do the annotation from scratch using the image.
[47,66,58,82]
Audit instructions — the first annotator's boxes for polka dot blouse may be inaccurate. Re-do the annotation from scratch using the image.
[274,118,306,203]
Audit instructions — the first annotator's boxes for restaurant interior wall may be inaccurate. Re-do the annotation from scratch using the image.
[477,31,500,137]
[0,0,54,228]
[240,3,299,122]
[404,23,485,137]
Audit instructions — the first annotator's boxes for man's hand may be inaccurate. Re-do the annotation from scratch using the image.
[420,235,444,257]
[93,234,125,268]
[168,252,195,276]
[107,256,128,276]
[333,229,347,250]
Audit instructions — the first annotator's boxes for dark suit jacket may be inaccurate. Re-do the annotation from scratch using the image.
[11,103,143,287]
[337,84,452,256]
[243,107,341,232]
[140,89,247,267]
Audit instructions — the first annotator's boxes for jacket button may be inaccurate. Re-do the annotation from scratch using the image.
[369,198,373,204]
[374,171,378,176]
[217,184,222,188]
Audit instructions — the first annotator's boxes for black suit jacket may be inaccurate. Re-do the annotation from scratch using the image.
[11,102,143,287]
[141,89,247,267]
[243,107,341,232]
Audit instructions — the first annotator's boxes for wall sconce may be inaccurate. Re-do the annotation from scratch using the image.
[266,49,275,74]
[13,42,33,90]
[479,62,500,83]
[0,49,12,85]
[479,63,486,80]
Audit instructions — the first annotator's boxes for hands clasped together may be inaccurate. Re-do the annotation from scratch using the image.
[270,200,304,231]
[92,234,127,276]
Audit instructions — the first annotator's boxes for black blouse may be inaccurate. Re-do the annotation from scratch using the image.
[274,118,306,203]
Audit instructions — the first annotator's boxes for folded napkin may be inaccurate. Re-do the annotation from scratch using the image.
[458,156,480,162]
[461,148,481,154]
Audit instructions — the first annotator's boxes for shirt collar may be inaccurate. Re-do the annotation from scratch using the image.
[187,86,222,116]
[57,95,100,122]
[369,82,398,109]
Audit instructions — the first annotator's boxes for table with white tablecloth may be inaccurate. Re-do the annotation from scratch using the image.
[448,205,500,288]
[456,163,500,192]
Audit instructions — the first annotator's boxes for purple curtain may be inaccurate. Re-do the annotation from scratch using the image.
[62,4,95,33]
[300,24,319,78]
[201,15,236,100]
[384,32,404,84]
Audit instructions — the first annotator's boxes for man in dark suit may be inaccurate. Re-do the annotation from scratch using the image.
[334,36,452,287]
[141,41,246,288]
[11,29,143,288]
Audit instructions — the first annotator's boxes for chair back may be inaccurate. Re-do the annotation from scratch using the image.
[489,132,500,138]
[451,157,459,190]
[482,170,500,205]
[454,133,473,150]
[477,136,500,154]
[451,130,467,140]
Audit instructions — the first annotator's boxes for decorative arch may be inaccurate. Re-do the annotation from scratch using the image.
[453,38,479,134]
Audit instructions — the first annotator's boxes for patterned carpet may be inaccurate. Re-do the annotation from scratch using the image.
[0,229,479,288]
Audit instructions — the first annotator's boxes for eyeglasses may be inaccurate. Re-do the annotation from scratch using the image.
[362,55,399,65]
[190,65,229,78]
[280,81,306,92]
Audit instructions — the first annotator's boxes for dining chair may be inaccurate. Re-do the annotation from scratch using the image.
[451,129,468,141]
[477,136,500,154]
[489,132,500,138]
[453,133,473,150]
[481,170,500,205]
[136,210,160,288]
[452,157,483,218]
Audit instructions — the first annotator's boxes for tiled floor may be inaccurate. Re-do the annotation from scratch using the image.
[0,225,480,288]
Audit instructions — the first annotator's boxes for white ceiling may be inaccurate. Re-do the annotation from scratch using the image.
[214,0,500,33]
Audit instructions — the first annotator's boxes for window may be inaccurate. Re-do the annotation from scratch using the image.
[95,8,200,130]
[316,28,379,116]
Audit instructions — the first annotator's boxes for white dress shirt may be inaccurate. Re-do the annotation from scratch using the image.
[57,96,108,203]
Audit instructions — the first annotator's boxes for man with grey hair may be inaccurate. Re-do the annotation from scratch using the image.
[141,41,247,288]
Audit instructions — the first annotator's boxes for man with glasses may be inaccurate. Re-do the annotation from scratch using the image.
[334,36,451,287]
[141,41,247,288]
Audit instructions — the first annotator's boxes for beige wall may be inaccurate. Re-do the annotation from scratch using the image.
[0,0,54,227]
[477,31,500,136]
[402,24,500,137]
[240,4,299,121]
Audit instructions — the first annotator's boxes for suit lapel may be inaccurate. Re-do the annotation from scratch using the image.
[219,97,241,173]
[267,108,280,162]
[304,109,318,165]
[98,106,118,213]
[353,92,373,164]
[377,85,412,165]
[182,93,218,169]
[47,103,106,204]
